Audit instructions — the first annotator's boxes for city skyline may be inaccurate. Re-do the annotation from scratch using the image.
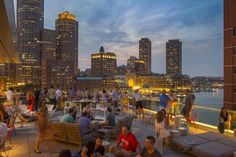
[14,0,223,77]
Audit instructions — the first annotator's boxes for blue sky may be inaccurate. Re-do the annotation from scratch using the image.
[15,0,223,77]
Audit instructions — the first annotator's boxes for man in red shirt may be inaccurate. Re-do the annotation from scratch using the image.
[117,125,141,154]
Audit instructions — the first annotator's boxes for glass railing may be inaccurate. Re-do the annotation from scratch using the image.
[138,97,236,131]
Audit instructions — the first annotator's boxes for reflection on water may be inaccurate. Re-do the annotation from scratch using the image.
[194,88,223,109]
[142,89,224,126]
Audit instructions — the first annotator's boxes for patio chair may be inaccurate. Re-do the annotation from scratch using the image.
[64,123,95,148]
[51,122,67,142]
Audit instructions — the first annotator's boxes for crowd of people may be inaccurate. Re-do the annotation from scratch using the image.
[0,86,233,157]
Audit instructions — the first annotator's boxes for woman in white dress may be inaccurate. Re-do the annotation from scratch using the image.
[155,110,170,155]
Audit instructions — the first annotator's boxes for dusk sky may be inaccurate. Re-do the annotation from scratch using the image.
[15,0,223,77]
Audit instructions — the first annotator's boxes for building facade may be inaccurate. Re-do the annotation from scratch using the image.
[16,0,44,85]
[56,11,79,75]
[42,60,74,90]
[224,0,236,110]
[40,29,57,89]
[0,0,17,91]
[166,39,182,76]
[76,77,118,90]
[139,38,151,74]
[91,46,117,77]
[134,59,146,75]
[126,74,171,90]
[127,56,137,72]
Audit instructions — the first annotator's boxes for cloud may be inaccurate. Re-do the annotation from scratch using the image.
[41,0,223,76]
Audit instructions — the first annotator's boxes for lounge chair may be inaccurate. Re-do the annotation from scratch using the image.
[172,135,209,152]
[192,141,235,157]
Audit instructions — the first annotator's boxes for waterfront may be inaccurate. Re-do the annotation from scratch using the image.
[143,88,223,126]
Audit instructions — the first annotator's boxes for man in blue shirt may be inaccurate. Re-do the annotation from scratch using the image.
[159,90,169,110]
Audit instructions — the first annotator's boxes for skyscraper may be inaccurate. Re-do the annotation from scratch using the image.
[224,0,236,110]
[40,29,56,89]
[127,56,137,72]
[56,11,79,75]
[166,39,182,76]
[139,38,151,74]
[91,46,117,77]
[16,0,44,85]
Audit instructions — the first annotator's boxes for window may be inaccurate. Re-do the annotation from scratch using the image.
[234,47,236,56]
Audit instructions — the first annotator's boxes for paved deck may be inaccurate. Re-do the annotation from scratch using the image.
[1,111,206,157]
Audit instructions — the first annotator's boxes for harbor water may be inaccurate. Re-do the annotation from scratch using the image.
[142,88,223,126]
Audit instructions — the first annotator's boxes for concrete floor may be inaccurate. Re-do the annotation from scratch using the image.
[0,112,205,157]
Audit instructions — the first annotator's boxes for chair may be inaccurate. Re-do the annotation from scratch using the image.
[51,122,67,142]
[65,123,95,148]
[64,123,82,145]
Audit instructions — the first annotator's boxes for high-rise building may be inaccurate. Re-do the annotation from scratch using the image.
[0,0,17,90]
[41,29,56,61]
[224,0,236,110]
[127,56,137,72]
[139,38,151,74]
[134,59,146,75]
[91,46,117,77]
[166,39,182,76]
[56,11,79,75]
[41,60,74,90]
[40,29,56,89]
[16,0,44,85]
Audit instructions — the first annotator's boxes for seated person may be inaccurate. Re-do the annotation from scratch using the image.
[78,112,93,134]
[82,104,92,118]
[81,135,105,157]
[218,107,231,134]
[59,149,72,157]
[61,108,75,123]
[136,136,161,157]
[0,105,10,123]
[116,125,141,155]
[105,107,116,127]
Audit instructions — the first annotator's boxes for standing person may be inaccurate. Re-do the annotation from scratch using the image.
[6,87,14,106]
[159,90,169,111]
[34,88,41,111]
[13,89,27,127]
[218,107,231,134]
[34,105,52,153]
[27,90,34,112]
[38,88,47,109]
[136,136,162,157]
[181,90,194,123]
[68,87,75,100]
[121,91,129,111]
[56,87,62,108]
[155,111,170,155]
[47,85,56,110]
[101,89,108,103]
[112,88,120,111]
[133,90,143,117]
[167,90,177,120]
